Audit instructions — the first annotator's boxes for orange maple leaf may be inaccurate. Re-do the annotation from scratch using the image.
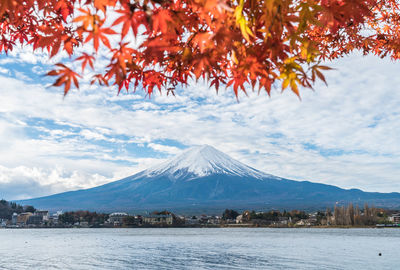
[152,9,173,34]
[84,21,117,51]
[112,4,147,38]
[47,64,81,95]
[76,53,95,72]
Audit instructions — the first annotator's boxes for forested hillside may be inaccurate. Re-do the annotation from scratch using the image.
[0,199,26,219]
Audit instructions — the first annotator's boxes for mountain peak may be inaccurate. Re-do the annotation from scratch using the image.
[143,144,270,179]
[180,144,222,158]
[182,144,216,154]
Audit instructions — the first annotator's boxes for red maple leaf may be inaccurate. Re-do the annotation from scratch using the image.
[47,63,81,95]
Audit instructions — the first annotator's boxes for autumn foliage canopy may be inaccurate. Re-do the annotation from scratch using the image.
[1,0,399,97]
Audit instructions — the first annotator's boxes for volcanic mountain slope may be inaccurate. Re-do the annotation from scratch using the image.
[18,145,400,212]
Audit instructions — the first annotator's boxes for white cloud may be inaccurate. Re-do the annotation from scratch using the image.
[148,143,182,155]
[0,165,112,200]
[0,67,9,74]
[80,129,107,141]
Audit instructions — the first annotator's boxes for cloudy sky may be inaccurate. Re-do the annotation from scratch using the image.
[0,45,399,200]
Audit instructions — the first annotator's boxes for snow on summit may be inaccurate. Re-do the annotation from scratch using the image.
[144,145,271,179]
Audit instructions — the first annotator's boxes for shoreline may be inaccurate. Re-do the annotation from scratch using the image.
[1,225,398,229]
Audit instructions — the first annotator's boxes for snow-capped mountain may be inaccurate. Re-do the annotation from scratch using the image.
[142,145,274,179]
[18,145,400,212]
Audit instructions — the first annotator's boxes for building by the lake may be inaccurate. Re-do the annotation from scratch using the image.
[143,214,173,225]
[109,212,128,226]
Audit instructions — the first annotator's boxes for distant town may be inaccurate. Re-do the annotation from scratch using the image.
[1,199,399,228]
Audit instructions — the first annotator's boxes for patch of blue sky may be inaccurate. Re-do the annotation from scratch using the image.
[88,138,121,150]
[166,104,190,112]
[25,117,81,131]
[112,91,185,111]
[231,114,249,126]
[59,153,137,166]
[198,115,220,122]
[152,139,187,149]
[23,125,51,140]
[104,133,132,142]
[267,132,284,139]
[0,59,46,82]
[114,139,187,159]
[19,118,79,142]
[187,96,209,104]
[237,148,258,156]
[24,119,75,137]
[367,115,384,128]
[21,115,182,161]
[302,142,371,157]
[124,143,167,159]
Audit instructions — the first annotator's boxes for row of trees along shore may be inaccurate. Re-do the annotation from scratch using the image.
[223,203,393,226]
[58,211,109,225]
[330,203,387,226]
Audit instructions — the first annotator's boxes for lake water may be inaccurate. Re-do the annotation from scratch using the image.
[0,228,398,269]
